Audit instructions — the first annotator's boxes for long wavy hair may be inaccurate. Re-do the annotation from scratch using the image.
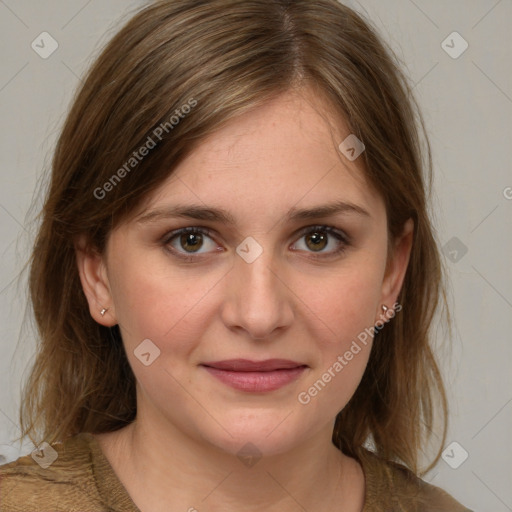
[17,0,451,476]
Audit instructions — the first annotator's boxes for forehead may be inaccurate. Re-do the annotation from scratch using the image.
[136,89,385,224]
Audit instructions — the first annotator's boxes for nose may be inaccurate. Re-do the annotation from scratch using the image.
[220,244,294,340]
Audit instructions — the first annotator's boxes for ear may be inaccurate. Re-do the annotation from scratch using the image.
[75,235,117,327]
[377,218,414,320]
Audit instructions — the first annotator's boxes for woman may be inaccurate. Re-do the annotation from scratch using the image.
[0,0,473,510]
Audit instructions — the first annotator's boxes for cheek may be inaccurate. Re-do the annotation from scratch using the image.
[297,273,378,414]
[108,252,223,353]
[110,262,221,403]
[294,260,383,406]
[300,260,384,347]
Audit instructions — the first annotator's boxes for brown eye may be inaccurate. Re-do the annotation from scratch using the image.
[179,232,204,253]
[164,227,219,260]
[292,225,350,259]
[304,231,328,252]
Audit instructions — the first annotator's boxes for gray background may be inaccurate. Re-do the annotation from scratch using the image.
[0,1,511,510]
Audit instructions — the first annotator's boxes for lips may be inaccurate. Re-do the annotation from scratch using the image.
[200,359,309,392]
[201,358,306,372]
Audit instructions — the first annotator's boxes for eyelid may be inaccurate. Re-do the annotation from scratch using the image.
[161,226,218,251]
[162,224,351,261]
[162,224,350,243]
[293,224,351,245]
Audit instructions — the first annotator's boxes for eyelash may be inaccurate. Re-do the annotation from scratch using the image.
[162,225,351,263]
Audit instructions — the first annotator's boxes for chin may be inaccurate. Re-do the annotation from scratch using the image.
[200,412,308,459]
[211,433,299,460]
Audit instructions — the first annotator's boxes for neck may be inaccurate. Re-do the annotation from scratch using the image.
[97,406,364,512]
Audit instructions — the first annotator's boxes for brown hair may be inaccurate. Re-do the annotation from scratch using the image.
[18,0,450,476]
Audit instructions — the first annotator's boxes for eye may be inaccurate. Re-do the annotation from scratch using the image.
[162,225,350,262]
[163,227,219,261]
[291,225,350,258]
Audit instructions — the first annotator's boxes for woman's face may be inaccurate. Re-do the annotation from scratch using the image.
[78,88,412,457]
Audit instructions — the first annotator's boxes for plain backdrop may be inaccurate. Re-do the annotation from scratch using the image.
[0,1,511,511]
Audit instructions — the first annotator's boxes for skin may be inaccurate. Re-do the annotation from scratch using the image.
[76,86,413,512]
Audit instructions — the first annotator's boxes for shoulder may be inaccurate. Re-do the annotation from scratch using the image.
[357,448,475,512]
[0,432,105,512]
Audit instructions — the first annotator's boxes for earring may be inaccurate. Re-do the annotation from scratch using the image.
[381,304,388,313]
[100,308,108,316]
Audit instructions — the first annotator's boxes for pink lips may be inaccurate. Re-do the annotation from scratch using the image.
[200,358,308,392]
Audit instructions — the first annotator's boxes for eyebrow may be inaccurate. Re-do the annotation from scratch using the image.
[136,199,371,225]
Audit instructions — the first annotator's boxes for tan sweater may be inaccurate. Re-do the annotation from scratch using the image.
[0,432,472,511]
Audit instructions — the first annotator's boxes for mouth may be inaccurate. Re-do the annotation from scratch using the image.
[200,359,308,392]
[201,358,307,372]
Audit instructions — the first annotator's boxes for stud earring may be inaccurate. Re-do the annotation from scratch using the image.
[381,304,388,313]
[100,308,108,316]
